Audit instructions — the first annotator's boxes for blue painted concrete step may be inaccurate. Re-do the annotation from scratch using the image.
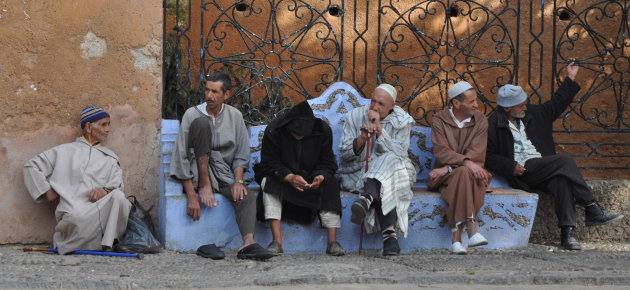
[160,184,537,253]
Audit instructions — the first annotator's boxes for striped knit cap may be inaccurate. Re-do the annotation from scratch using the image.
[80,106,110,128]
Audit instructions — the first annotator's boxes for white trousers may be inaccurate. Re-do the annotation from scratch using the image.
[261,177,341,228]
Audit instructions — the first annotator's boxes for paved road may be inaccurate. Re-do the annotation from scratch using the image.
[2,242,630,289]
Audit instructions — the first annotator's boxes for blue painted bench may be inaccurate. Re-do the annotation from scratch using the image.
[158,82,538,253]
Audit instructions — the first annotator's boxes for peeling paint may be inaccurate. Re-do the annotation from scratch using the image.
[131,39,161,76]
[80,31,107,59]
[506,209,530,228]
[483,205,515,228]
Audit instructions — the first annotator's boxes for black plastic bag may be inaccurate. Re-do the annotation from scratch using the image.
[128,195,157,237]
[119,196,161,254]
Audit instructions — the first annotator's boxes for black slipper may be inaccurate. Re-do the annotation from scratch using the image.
[236,243,273,260]
[196,244,225,260]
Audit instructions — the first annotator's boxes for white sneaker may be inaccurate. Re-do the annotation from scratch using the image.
[468,233,488,247]
[452,242,467,255]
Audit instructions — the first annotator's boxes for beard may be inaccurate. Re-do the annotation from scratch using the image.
[510,110,526,119]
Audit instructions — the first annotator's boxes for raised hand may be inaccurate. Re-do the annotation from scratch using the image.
[566,58,579,80]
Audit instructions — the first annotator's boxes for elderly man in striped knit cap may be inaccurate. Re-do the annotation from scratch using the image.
[24,106,132,254]
[339,84,417,256]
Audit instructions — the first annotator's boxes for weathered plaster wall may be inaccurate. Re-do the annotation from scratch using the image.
[0,1,162,244]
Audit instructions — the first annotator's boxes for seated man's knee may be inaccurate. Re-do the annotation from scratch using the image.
[109,191,132,211]
[320,211,341,228]
[190,117,211,131]
[262,191,282,220]
[451,166,473,178]
[557,154,577,165]
[109,190,126,201]
[240,188,256,204]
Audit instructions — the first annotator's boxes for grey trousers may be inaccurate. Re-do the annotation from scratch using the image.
[189,116,257,236]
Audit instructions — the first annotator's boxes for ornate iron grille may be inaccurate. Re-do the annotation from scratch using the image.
[377,0,519,126]
[552,0,629,170]
[163,0,629,173]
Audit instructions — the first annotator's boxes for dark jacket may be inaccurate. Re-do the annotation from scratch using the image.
[485,77,581,191]
[254,101,341,223]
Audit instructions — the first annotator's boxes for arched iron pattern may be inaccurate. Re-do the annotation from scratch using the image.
[553,0,630,169]
[377,0,519,126]
[200,0,344,125]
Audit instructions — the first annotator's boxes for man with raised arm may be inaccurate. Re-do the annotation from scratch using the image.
[485,60,623,250]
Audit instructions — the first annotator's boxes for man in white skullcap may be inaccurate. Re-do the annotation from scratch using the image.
[485,60,623,250]
[339,83,417,256]
[428,81,491,254]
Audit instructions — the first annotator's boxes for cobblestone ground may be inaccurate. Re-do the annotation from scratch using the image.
[2,242,630,289]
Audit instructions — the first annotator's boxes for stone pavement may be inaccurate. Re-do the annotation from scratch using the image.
[2,242,630,289]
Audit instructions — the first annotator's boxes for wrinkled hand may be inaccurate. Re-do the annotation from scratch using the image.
[307,175,325,190]
[187,194,201,221]
[231,182,248,202]
[428,166,449,182]
[513,164,526,176]
[284,174,309,192]
[199,185,218,207]
[88,188,108,202]
[45,189,60,206]
[464,160,492,184]
[360,110,382,138]
[567,58,579,80]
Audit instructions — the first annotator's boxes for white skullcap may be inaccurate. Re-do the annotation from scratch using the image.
[376,83,397,101]
[448,81,474,100]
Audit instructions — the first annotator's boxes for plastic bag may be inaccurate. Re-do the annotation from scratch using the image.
[119,196,161,254]
[128,195,157,237]
[119,215,162,254]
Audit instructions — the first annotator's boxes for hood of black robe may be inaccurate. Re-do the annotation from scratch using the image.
[272,101,319,137]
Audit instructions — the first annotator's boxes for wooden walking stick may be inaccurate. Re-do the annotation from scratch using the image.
[359,132,371,255]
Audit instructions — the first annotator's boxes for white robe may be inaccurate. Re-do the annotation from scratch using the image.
[23,137,131,254]
[339,105,417,236]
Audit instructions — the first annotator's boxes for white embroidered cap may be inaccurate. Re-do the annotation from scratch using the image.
[376,83,397,101]
[448,81,473,100]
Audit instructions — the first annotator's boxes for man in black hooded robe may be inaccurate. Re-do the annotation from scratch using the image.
[255,101,345,256]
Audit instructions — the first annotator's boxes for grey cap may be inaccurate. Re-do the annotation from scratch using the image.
[497,84,528,107]
[448,81,473,100]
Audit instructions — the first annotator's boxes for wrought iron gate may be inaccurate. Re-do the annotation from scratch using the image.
[163,0,629,175]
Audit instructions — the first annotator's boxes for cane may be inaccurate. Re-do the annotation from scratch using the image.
[22,247,142,259]
[359,132,371,255]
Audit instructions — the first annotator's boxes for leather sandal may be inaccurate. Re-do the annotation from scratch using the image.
[196,244,225,260]
[237,243,274,260]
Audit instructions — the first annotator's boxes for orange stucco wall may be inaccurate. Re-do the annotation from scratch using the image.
[0,1,162,244]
